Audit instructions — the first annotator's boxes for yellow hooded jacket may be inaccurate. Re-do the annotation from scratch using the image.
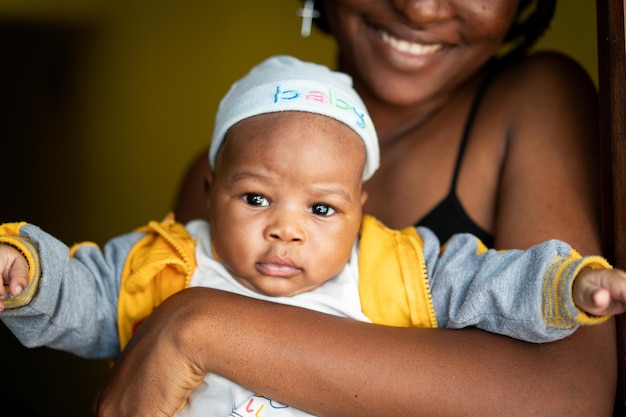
[117,214,438,350]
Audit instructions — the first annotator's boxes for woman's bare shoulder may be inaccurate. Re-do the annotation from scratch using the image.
[485,52,601,252]
[491,51,597,105]
[482,51,598,146]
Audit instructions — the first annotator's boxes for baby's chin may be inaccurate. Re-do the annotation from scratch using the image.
[236,275,321,298]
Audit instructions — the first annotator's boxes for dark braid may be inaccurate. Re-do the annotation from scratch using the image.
[309,0,329,33]
[300,0,557,60]
[499,0,557,60]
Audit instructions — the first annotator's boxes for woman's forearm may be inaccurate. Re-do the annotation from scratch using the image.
[177,288,616,417]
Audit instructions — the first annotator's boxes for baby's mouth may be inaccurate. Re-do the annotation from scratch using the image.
[379,30,443,56]
[257,256,301,278]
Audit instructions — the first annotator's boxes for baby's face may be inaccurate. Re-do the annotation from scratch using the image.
[208,112,367,297]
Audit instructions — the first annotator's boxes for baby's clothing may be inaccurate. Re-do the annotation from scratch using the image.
[0,215,610,416]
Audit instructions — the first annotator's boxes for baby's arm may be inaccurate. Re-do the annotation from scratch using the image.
[0,244,30,312]
[422,228,612,343]
[0,222,140,358]
[573,267,626,316]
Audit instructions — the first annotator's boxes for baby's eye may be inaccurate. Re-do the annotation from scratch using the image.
[243,193,269,207]
[310,203,336,216]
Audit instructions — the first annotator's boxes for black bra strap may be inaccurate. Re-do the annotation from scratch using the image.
[448,74,495,193]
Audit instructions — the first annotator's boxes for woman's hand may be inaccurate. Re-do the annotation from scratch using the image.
[93,291,208,417]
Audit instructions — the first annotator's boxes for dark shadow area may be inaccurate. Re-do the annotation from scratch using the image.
[0,19,89,242]
[0,19,110,417]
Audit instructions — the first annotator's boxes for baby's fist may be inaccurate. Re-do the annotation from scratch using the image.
[0,244,30,312]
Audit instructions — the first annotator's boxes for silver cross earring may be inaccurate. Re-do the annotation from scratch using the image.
[296,0,320,38]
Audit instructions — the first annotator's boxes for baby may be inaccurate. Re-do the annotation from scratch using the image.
[1,56,625,417]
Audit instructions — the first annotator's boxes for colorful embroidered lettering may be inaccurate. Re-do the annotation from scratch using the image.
[329,89,349,110]
[305,90,328,104]
[273,86,299,102]
[231,395,290,416]
[273,85,367,130]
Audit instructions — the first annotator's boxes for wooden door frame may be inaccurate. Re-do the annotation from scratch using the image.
[596,0,626,413]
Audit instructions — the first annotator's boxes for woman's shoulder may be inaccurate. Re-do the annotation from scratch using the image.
[504,50,593,76]
[478,51,598,134]
[490,51,597,103]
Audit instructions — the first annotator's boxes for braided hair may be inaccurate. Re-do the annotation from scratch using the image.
[302,0,557,61]
[500,0,557,60]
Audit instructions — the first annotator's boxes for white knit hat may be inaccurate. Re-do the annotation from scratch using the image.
[209,55,379,181]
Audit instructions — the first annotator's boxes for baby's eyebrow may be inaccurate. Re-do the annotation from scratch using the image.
[229,172,354,203]
[230,171,273,183]
[307,186,353,204]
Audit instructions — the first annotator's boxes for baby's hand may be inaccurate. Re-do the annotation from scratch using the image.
[0,244,30,312]
[573,268,626,317]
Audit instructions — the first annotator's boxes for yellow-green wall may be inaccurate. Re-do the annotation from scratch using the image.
[0,2,600,416]
[71,0,601,246]
[0,1,598,246]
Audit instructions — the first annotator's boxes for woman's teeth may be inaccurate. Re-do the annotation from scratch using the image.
[380,31,443,56]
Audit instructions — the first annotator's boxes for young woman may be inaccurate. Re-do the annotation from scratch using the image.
[95,1,617,415]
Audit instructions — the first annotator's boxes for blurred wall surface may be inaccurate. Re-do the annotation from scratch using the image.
[0,1,598,416]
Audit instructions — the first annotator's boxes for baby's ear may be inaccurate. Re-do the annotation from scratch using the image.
[204,173,213,211]
[360,190,368,207]
[204,173,213,194]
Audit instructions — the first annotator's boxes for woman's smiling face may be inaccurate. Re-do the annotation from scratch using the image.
[321,0,520,106]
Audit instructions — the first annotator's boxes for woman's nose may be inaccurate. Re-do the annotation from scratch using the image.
[391,0,454,25]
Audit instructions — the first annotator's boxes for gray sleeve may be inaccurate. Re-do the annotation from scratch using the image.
[0,223,144,359]
[419,227,591,343]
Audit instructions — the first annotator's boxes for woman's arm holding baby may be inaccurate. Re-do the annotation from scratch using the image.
[94,256,626,417]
